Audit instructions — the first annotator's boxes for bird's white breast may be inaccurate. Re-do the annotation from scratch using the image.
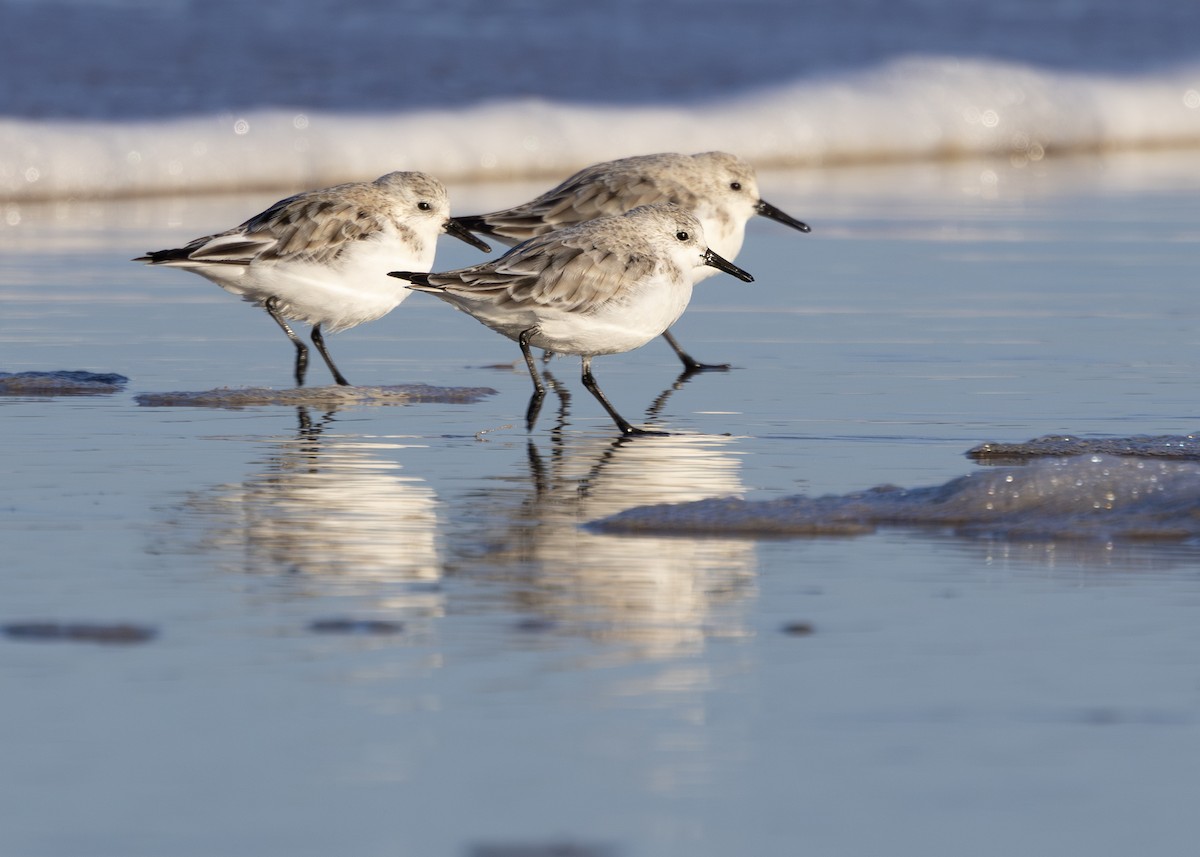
[204,226,433,332]
[533,271,694,356]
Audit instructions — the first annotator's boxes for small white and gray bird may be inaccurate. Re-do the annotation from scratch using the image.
[389,203,754,436]
[135,171,490,387]
[456,151,808,372]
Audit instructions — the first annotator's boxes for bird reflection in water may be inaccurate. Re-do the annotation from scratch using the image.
[183,407,442,622]
[455,371,758,662]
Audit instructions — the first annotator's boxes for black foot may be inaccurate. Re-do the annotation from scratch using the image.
[679,356,731,373]
[662,330,730,374]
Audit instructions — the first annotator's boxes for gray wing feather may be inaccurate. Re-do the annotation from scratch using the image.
[151,188,387,267]
[476,160,697,243]
[238,194,386,264]
[422,232,657,315]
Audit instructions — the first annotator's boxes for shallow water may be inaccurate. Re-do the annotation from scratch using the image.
[4,153,1200,856]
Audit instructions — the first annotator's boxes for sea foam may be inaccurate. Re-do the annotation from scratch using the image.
[590,455,1200,542]
[3,56,1199,202]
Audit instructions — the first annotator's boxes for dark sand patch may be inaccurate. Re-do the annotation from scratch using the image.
[3,622,157,644]
[0,370,129,396]
[308,619,405,635]
[968,433,1200,462]
[135,383,496,408]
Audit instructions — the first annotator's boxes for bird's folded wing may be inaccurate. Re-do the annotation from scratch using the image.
[184,193,387,266]
[474,164,688,240]
[426,236,658,315]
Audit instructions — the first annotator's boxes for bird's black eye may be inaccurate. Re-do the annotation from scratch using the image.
[730,181,742,191]
[417,201,432,211]
[676,231,690,241]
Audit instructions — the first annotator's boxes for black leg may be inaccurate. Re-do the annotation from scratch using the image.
[580,355,668,437]
[662,328,730,373]
[519,329,546,432]
[264,297,309,387]
[310,324,350,386]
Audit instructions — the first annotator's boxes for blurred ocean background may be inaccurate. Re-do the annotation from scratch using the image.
[1,0,1199,199]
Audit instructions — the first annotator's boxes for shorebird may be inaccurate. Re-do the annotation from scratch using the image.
[389,203,753,435]
[457,151,807,372]
[135,171,490,386]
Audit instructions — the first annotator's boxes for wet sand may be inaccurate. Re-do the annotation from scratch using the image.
[3,152,1200,856]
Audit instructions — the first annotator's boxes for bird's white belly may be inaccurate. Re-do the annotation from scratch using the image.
[205,241,426,333]
[533,277,693,356]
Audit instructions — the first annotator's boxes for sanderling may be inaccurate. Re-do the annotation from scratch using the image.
[389,203,753,436]
[135,171,491,387]
[457,151,809,372]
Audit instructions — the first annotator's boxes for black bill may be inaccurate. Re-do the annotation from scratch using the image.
[756,199,811,233]
[703,249,754,282]
[445,218,493,252]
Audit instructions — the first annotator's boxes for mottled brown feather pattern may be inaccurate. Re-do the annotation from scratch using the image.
[416,217,662,316]
[245,194,389,264]
[466,154,721,245]
[145,173,438,269]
